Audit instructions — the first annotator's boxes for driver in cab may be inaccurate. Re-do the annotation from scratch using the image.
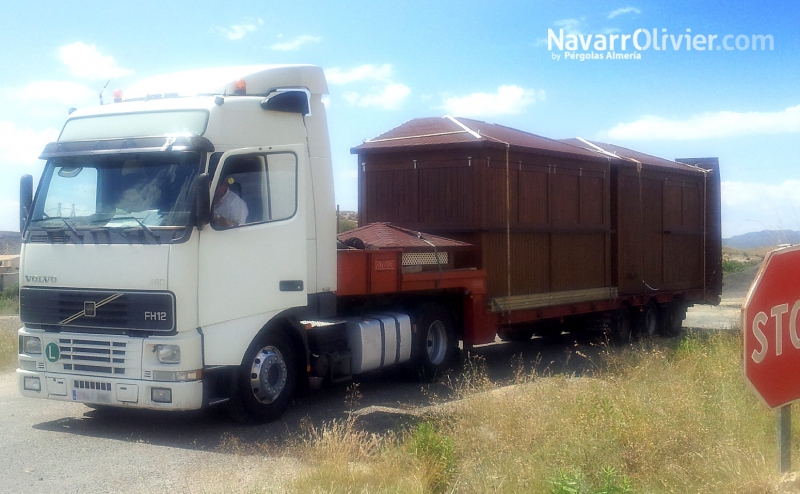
[212,176,248,227]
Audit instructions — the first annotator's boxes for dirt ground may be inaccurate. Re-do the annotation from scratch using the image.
[0,266,758,494]
[683,264,759,331]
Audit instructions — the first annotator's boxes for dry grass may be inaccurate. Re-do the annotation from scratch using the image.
[0,311,19,370]
[284,331,786,493]
[0,328,16,370]
[0,286,19,315]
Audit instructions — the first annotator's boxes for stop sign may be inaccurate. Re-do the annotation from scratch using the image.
[743,245,800,408]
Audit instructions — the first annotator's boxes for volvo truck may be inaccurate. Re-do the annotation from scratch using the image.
[16,65,721,423]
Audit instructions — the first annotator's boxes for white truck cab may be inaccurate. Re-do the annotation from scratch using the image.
[17,65,339,421]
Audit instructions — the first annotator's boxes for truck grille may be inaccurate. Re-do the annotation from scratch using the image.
[20,287,175,333]
[58,338,129,375]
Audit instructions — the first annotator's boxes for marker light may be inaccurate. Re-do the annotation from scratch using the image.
[113,89,123,103]
[234,79,247,96]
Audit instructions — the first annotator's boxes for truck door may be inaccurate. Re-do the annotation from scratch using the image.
[198,145,307,327]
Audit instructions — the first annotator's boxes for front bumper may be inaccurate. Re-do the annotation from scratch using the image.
[17,327,205,411]
[17,369,203,410]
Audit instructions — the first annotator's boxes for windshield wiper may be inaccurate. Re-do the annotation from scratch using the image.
[57,217,84,239]
[111,216,161,242]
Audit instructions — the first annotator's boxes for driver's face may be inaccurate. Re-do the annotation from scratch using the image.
[213,182,228,204]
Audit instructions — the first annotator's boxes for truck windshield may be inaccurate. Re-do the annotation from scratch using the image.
[29,152,201,232]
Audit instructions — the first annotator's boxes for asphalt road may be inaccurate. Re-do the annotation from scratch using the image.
[0,296,744,493]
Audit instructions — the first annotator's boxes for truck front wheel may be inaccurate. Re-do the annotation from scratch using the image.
[228,331,296,424]
[414,304,457,379]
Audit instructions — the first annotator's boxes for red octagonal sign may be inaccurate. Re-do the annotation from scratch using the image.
[743,245,800,408]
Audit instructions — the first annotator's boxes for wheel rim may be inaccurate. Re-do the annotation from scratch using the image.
[426,320,448,365]
[250,346,287,404]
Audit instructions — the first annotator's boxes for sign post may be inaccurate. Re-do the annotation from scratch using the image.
[742,245,800,473]
[778,405,791,473]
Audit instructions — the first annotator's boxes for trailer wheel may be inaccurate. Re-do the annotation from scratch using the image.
[228,331,296,424]
[635,301,659,339]
[660,303,687,338]
[610,305,632,345]
[414,304,457,379]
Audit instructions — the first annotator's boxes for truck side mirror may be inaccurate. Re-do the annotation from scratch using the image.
[194,173,212,227]
[20,174,33,233]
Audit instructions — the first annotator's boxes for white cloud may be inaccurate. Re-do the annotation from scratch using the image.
[343,83,411,110]
[0,122,55,230]
[721,180,800,236]
[534,17,587,46]
[325,64,393,85]
[607,7,641,19]
[59,42,133,79]
[17,81,95,106]
[553,17,586,35]
[440,85,545,118]
[215,22,259,40]
[269,35,321,51]
[0,198,20,232]
[601,105,800,141]
[0,122,59,166]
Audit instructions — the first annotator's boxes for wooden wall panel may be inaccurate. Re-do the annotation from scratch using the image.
[641,177,664,289]
[664,234,703,288]
[551,233,607,291]
[418,165,473,225]
[517,169,548,225]
[363,167,418,224]
[580,176,605,226]
[551,173,580,226]
[484,166,518,228]
[617,174,641,295]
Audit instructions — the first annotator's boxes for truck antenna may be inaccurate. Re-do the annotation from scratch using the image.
[99,80,110,105]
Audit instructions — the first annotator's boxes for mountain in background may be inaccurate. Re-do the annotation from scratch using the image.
[723,230,800,250]
[0,231,21,255]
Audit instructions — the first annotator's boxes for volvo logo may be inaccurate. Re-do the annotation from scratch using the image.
[25,275,57,283]
[60,293,123,325]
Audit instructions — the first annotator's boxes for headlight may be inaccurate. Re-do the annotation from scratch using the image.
[155,344,181,364]
[21,336,42,355]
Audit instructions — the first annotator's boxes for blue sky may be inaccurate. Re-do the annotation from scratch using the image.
[1,0,798,237]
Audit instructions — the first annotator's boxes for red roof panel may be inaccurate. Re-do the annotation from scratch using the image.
[352,116,608,162]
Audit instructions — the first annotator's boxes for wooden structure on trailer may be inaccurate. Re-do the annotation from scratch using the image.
[351,116,722,335]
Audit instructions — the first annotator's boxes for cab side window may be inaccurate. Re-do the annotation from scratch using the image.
[212,152,297,229]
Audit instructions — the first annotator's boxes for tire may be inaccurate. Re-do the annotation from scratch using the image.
[635,301,659,339]
[660,303,687,338]
[610,305,632,346]
[228,331,296,424]
[414,304,457,379]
